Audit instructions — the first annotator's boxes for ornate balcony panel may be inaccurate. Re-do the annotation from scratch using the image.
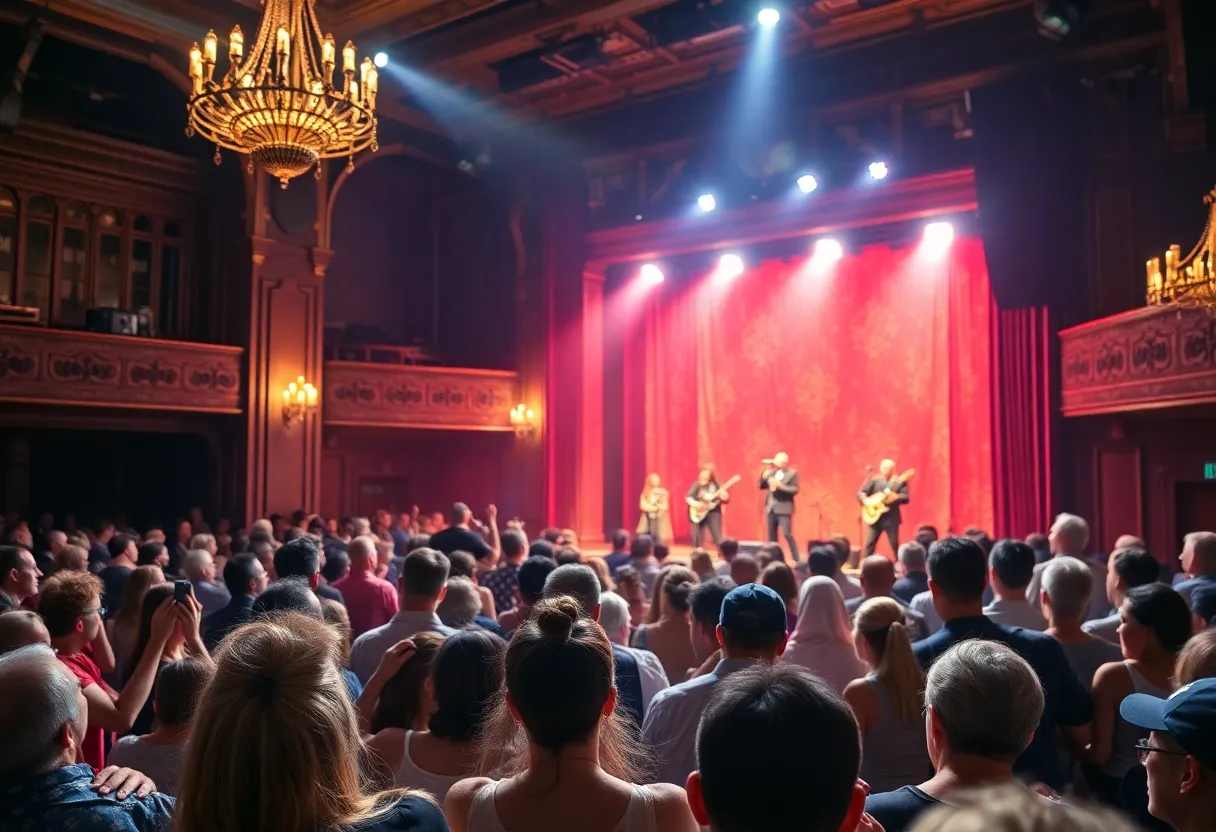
[324,361,519,430]
[0,325,243,413]
[1060,307,1216,416]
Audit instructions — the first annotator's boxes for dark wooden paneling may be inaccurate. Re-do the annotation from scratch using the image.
[1094,446,1143,554]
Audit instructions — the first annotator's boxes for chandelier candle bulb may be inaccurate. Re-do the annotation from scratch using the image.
[189,43,202,78]
[343,41,356,74]
[229,26,243,60]
[203,30,218,65]
[322,35,336,67]
[360,56,372,88]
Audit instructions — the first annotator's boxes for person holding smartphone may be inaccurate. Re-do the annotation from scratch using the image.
[123,581,213,735]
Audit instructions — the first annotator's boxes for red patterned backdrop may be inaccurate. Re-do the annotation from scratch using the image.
[625,236,995,552]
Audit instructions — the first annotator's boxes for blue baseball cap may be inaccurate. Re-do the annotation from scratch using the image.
[719,583,787,634]
[1120,678,1216,770]
[1191,584,1216,627]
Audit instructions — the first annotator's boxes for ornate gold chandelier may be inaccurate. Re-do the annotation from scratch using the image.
[186,0,379,188]
[1146,185,1216,309]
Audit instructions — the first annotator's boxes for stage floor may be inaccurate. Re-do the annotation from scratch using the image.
[580,541,866,573]
[582,542,700,564]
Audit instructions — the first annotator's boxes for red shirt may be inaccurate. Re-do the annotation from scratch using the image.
[332,570,399,638]
[58,649,115,769]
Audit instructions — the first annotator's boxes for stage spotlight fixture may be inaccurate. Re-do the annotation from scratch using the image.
[640,263,665,286]
[868,161,889,181]
[373,51,389,68]
[757,7,780,27]
[796,174,818,194]
[697,193,717,213]
[924,221,955,247]
[718,253,744,278]
[814,239,843,262]
[1034,0,1086,40]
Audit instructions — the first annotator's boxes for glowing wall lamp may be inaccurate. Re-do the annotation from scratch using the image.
[282,375,318,427]
[510,403,538,438]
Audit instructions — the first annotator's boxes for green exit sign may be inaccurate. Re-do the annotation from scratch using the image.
[1207,463,1216,480]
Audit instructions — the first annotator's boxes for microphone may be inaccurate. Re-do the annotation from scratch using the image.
[761,459,776,465]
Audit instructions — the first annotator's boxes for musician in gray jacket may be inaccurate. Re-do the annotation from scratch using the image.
[859,458,910,558]
[759,452,800,560]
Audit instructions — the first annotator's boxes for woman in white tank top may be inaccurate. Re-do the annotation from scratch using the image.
[377,630,505,805]
[1083,584,1191,805]
[443,596,697,832]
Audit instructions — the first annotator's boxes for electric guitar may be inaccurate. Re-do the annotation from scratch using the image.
[688,475,741,524]
[860,468,916,526]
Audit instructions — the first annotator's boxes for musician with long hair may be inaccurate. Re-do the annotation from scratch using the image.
[685,466,731,547]
[858,458,911,558]
[636,473,673,546]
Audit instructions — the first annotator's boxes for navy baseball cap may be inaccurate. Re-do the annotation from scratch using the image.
[1191,584,1216,627]
[1121,678,1216,770]
[719,583,787,634]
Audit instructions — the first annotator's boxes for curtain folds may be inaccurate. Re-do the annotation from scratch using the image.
[627,238,997,547]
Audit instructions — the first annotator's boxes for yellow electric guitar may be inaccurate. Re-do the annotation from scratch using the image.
[688,475,741,524]
[860,469,916,526]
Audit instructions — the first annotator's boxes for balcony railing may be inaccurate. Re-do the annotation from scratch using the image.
[324,361,519,431]
[1060,305,1216,416]
[0,325,243,413]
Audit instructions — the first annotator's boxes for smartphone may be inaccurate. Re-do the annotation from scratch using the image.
[174,580,191,605]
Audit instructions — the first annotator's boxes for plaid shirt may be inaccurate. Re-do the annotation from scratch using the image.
[0,763,174,831]
[483,562,522,615]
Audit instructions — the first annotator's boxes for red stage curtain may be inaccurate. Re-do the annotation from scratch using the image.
[631,238,995,550]
[992,306,1053,540]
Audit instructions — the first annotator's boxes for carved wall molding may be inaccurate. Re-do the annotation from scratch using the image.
[0,325,243,413]
[1060,306,1216,416]
[0,119,206,215]
[324,362,519,431]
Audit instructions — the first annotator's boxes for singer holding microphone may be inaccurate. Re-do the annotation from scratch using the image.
[759,451,800,560]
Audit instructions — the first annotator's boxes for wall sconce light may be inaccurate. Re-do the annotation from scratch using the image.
[282,375,318,427]
[509,403,537,438]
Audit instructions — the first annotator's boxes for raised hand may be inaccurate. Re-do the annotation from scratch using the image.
[370,639,416,683]
[149,596,179,648]
[177,591,205,647]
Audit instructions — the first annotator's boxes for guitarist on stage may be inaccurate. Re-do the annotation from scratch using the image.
[858,458,910,558]
[686,466,731,547]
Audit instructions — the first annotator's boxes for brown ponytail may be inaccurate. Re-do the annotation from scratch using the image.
[855,597,924,726]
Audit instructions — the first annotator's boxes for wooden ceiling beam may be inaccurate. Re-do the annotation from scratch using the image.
[409,0,677,69]
[515,0,1153,119]
[614,17,680,65]
[571,29,1166,161]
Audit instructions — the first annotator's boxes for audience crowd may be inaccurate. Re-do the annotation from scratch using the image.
[2,504,1216,832]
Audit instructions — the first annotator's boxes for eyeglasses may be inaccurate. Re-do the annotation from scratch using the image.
[1135,739,1189,766]
[81,606,106,618]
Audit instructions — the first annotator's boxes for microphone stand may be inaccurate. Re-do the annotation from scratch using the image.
[808,492,830,540]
